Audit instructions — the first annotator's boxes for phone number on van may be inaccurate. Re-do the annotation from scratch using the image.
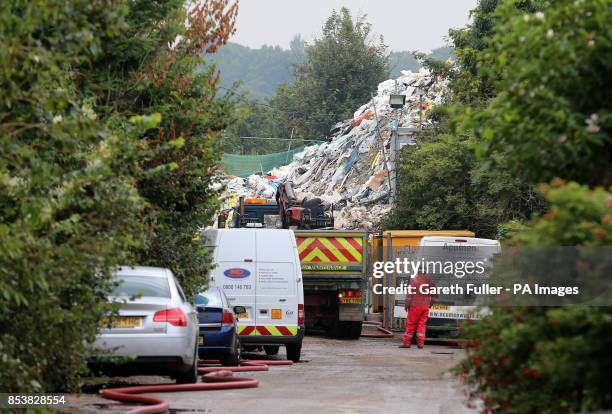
[223,285,252,290]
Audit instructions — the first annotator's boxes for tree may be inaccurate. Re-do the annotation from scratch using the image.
[274,8,389,139]
[471,0,611,186]
[457,182,612,414]
[84,0,238,296]
[382,135,541,238]
[211,41,305,98]
[0,0,146,392]
[447,0,543,106]
[384,0,545,237]
[449,1,612,412]
[0,0,238,393]
[225,100,297,154]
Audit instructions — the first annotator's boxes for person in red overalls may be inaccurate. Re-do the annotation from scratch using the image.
[400,273,437,349]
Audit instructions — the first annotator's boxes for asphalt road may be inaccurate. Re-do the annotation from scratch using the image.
[65,335,477,414]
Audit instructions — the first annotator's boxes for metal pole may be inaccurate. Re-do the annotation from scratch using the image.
[385,232,393,328]
[389,113,398,205]
[285,128,295,164]
[419,93,423,130]
[371,93,393,202]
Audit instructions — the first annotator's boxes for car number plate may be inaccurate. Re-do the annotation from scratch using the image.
[431,304,451,311]
[110,316,142,329]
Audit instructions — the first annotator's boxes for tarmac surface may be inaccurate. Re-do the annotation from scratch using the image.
[64,335,477,414]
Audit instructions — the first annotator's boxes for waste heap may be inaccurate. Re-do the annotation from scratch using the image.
[218,68,448,230]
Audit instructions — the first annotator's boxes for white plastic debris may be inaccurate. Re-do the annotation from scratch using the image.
[219,69,449,230]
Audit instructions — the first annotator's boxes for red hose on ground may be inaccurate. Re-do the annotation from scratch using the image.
[101,359,293,414]
[360,320,394,338]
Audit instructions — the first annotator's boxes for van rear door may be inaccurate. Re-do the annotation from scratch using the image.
[254,230,299,337]
[215,230,256,327]
[418,236,501,322]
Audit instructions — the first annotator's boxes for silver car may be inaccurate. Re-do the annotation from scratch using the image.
[89,266,199,383]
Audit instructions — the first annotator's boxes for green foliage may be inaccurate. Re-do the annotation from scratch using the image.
[212,40,449,103]
[386,0,546,236]
[472,0,611,186]
[445,2,612,412]
[457,306,612,413]
[456,183,612,413]
[511,180,612,246]
[448,0,543,106]
[382,135,542,237]
[224,99,297,154]
[274,8,389,139]
[0,0,146,392]
[84,0,238,296]
[211,38,306,98]
[0,0,237,393]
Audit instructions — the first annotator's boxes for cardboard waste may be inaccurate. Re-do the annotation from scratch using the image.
[217,68,448,231]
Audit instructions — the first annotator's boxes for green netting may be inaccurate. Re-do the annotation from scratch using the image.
[221,143,323,178]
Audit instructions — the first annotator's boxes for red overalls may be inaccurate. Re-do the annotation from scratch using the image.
[403,274,437,348]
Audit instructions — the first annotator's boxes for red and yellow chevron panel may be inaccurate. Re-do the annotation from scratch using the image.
[296,236,363,264]
[238,325,298,336]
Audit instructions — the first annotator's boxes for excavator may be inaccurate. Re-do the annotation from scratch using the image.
[218,181,333,230]
[276,181,334,229]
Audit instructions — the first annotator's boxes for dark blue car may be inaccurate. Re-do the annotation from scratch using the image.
[194,287,243,366]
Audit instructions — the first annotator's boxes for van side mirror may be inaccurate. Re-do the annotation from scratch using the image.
[233,306,246,314]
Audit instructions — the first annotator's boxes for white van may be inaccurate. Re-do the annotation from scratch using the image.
[203,228,304,362]
[417,236,501,333]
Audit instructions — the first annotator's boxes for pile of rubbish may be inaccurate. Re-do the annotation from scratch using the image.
[217,68,448,230]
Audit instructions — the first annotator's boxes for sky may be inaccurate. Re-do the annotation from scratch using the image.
[230,0,478,53]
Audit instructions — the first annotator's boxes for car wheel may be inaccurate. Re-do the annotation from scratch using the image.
[286,342,301,362]
[264,345,280,356]
[222,336,241,366]
[176,347,199,384]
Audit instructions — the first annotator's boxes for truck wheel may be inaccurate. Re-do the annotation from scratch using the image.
[286,342,302,362]
[264,345,280,356]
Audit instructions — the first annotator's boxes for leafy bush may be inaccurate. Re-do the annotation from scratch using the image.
[472,0,612,187]
[382,135,542,238]
[456,182,612,413]
[457,307,612,414]
[0,0,146,392]
[0,0,238,392]
[85,0,238,297]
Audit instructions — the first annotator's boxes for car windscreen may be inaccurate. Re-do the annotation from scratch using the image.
[111,275,171,298]
[194,290,223,307]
